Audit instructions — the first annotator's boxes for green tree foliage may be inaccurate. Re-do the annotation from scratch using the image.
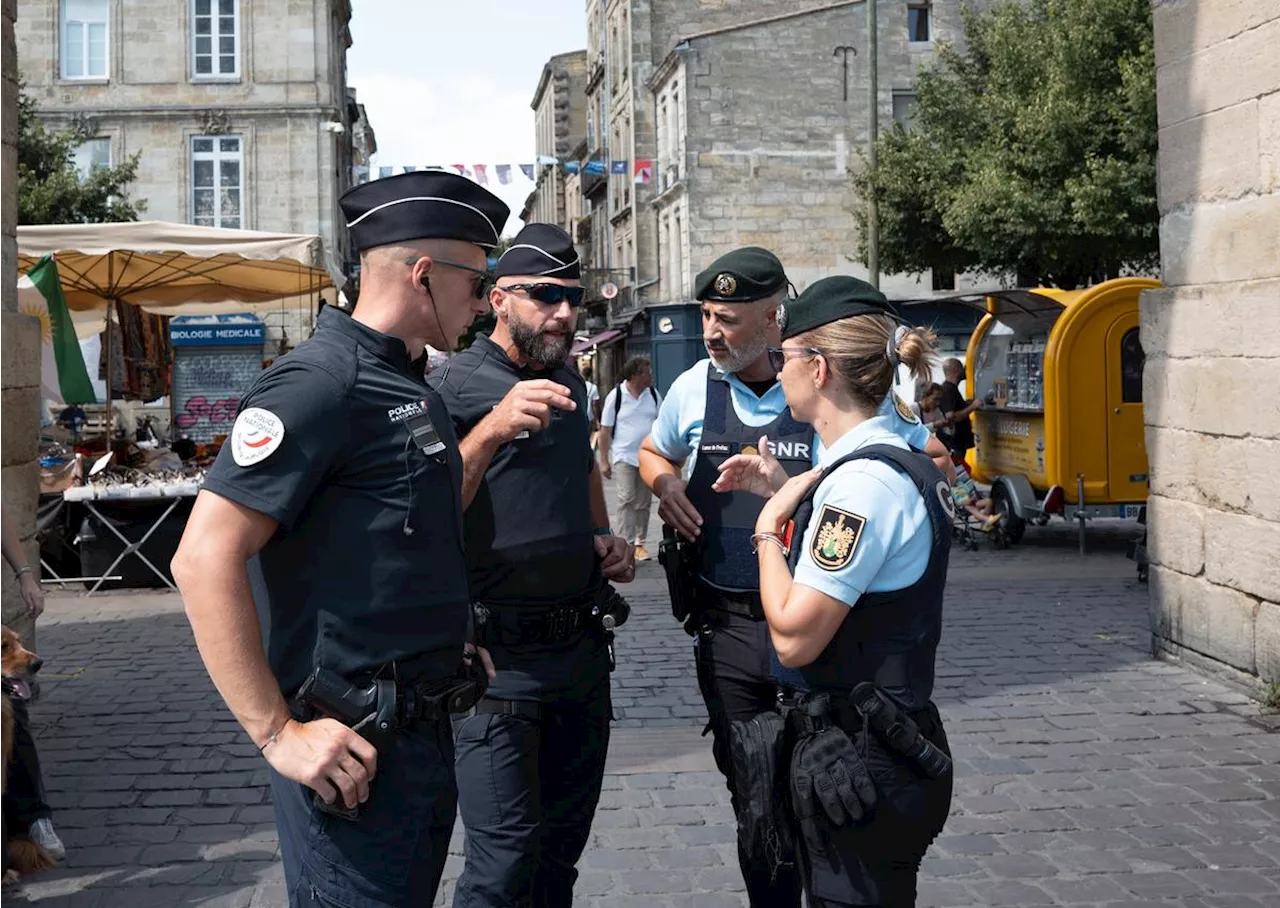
[17,87,146,225]
[852,0,1157,289]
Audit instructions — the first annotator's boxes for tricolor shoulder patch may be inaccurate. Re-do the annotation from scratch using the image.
[809,504,866,571]
[231,407,285,466]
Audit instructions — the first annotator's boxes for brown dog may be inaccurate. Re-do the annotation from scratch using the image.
[2,625,59,884]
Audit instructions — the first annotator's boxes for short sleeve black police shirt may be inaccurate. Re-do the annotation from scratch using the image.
[429,334,606,701]
[202,307,471,694]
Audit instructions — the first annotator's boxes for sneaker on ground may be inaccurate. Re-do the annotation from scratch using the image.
[29,818,65,862]
[634,544,650,562]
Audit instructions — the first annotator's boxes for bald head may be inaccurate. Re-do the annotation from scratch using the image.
[943,358,965,382]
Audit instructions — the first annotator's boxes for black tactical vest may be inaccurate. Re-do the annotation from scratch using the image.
[685,371,815,593]
[781,444,952,711]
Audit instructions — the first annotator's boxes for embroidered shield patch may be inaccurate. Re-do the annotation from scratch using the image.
[809,505,866,571]
[893,394,919,424]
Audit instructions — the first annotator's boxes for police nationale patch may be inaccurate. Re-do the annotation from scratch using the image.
[893,394,919,424]
[231,407,285,466]
[810,505,866,571]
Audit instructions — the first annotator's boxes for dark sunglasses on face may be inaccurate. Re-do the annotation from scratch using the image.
[767,346,823,373]
[501,282,587,308]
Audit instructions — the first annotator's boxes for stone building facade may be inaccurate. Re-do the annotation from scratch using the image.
[528,51,589,230]
[648,0,970,302]
[573,0,976,328]
[14,0,370,348]
[1144,1,1280,690]
[3,0,44,645]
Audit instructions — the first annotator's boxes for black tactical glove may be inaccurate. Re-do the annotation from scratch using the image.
[789,725,877,827]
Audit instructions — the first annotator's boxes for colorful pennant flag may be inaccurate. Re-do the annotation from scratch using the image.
[474,164,489,185]
[536,154,559,166]
[564,161,581,174]
[610,160,628,174]
[634,160,653,184]
[402,165,417,173]
[520,164,535,180]
[496,164,512,185]
[379,166,393,179]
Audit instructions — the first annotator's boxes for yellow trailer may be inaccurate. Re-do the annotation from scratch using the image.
[955,277,1159,546]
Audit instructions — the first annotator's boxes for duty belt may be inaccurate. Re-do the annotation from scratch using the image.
[698,582,765,621]
[473,594,599,646]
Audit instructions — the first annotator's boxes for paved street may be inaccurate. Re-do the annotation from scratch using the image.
[9,515,1280,907]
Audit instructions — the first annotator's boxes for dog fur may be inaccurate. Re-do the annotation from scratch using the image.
[2,625,59,884]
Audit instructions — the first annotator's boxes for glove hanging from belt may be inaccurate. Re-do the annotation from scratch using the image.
[789,697,877,827]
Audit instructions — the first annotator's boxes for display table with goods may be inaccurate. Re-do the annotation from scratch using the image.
[62,457,208,596]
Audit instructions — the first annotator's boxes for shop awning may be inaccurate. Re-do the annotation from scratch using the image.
[571,328,624,355]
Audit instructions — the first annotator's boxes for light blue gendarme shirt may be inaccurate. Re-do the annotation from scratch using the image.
[648,359,930,471]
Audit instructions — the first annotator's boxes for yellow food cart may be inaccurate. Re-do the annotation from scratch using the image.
[946,277,1159,549]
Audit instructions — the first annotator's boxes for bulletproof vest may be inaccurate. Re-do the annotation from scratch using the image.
[685,370,815,592]
[781,444,952,711]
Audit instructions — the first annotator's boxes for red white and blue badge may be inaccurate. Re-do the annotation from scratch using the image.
[231,407,285,466]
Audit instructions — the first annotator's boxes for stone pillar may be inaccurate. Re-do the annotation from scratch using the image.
[2,0,44,645]
[1143,1,1280,690]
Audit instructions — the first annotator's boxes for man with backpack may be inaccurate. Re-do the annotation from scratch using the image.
[598,356,662,561]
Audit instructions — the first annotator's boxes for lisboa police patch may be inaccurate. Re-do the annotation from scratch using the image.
[893,394,919,424]
[809,504,866,571]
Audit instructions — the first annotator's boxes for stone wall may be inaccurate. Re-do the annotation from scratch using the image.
[1144,0,1280,690]
[2,0,42,644]
[649,0,967,298]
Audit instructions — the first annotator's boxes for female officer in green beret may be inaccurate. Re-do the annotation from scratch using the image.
[715,275,954,907]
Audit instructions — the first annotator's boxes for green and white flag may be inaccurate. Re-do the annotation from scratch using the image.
[18,254,96,405]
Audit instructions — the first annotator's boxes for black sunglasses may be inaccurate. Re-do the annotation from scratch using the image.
[405,257,496,299]
[767,346,823,373]
[500,282,587,308]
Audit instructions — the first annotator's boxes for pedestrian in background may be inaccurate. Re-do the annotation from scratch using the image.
[599,355,661,562]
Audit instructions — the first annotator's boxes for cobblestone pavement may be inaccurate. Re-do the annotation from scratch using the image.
[9,519,1279,907]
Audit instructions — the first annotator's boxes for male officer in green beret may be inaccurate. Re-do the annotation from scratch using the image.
[637,247,950,906]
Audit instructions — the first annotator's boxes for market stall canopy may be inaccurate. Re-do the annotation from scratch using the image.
[16,221,340,314]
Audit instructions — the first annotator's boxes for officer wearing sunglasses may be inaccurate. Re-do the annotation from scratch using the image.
[427,223,634,907]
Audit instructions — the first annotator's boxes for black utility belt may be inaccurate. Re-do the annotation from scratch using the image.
[699,586,765,621]
[289,667,488,729]
[783,683,951,781]
[473,598,599,646]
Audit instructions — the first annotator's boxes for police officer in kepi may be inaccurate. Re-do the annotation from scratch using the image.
[637,248,951,906]
[716,275,955,907]
[429,223,636,907]
[172,170,509,908]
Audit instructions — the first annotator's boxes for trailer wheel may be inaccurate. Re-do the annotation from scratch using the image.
[991,484,1026,544]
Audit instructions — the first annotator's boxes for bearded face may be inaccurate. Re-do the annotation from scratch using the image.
[508,304,573,369]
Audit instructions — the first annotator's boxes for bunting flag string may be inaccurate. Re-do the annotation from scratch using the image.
[352,158,656,186]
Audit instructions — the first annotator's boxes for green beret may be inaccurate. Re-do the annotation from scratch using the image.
[694,247,787,302]
[779,276,895,340]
